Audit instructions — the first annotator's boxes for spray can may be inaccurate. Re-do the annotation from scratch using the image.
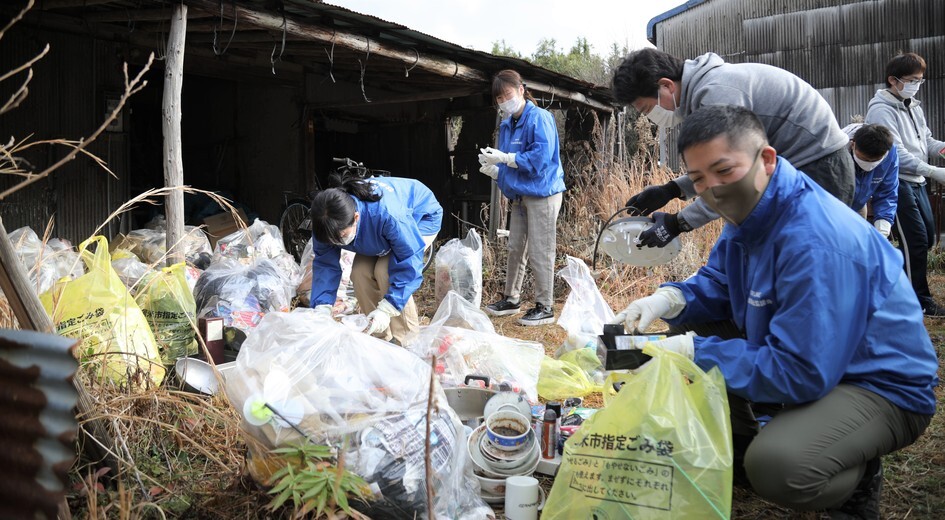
[541,409,558,460]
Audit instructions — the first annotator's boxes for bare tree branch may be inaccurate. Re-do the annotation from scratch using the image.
[0,52,155,200]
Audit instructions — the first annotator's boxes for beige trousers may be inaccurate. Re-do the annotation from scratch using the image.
[350,235,435,345]
[505,193,563,307]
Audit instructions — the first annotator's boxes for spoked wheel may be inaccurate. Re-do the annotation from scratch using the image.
[279,201,311,262]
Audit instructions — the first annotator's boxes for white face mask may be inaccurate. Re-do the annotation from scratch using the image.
[498,95,524,117]
[899,81,920,99]
[646,85,681,128]
[338,229,356,246]
[853,151,886,172]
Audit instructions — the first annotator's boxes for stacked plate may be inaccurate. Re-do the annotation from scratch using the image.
[466,423,540,504]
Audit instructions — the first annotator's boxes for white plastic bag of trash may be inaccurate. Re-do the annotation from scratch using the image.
[225,308,494,520]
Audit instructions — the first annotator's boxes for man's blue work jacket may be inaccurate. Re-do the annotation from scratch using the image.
[850,144,899,225]
[665,157,937,415]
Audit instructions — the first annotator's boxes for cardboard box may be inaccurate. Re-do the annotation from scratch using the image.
[203,209,248,248]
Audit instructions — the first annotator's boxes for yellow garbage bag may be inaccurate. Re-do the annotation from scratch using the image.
[544,345,732,519]
[537,352,601,400]
[135,262,198,364]
[40,236,165,389]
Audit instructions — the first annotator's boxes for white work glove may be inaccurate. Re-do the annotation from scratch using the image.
[479,164,499,180]
[366,299,400,335]
[313,304,334,319]
[928,166,945,184]
[480,147,518,168]
[612,286,686,333]
[647,332,696,360]
[874,219,892,238]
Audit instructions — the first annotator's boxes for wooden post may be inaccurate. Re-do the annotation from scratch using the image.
[163,4,187,266]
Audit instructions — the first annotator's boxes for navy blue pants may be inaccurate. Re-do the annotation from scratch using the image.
[894,180,936,308]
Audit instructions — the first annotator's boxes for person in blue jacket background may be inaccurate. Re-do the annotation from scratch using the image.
[842,122,899,238]
[309,174,442,345]
[479,69,565,326]
[613,106,937,518]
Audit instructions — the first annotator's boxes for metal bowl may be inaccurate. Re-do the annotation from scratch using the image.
[174,357,234,395]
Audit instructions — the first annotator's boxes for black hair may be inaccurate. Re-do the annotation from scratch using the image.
[852,124,894,159]
[309,173,381,244]
[885,52,926,87]
[491,69,538,107]
[612,48,685,105]
[677,105,767,156]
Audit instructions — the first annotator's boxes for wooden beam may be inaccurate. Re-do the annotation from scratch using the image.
[83,8,213,23]
[305,86,481,109]
[162,4,187,266]
[185,0,488,83]
[39,0,114,9]
[526,79,613,113]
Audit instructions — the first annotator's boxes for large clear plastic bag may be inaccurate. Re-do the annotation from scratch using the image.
[193,258,295,348]
[555,256,616,358]
[9,226,84,296]
[409,292,543,400]
[544,345,733,519]
[110,252,154,295]
[113,227,212,266]
[434,229,483,308]
[296,238,356,311]
[224,309,493,520]
[213,219,301,286]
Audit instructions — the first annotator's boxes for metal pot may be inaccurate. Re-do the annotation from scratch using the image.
[444,375,496,425]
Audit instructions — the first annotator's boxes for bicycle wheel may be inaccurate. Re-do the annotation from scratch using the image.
[279,201,311,262]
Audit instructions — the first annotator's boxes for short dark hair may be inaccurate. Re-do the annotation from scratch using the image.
[677,105,767,156]
[885,52,926,87]
[852,124,894,159]
[612,49,685,105]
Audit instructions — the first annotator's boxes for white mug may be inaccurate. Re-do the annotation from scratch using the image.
[504,475,545,520]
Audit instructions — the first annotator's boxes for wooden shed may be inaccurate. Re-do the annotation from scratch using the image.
[0,0,616,243]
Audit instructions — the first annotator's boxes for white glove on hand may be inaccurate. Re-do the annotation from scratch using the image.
[366,299,401,335]
[648,332,696,360]
[480,164,499,180]
[874,219,892,238]
[612,286,686,333]
[313,304,334,318]
[928,166,945,184]
[480,147,518,168]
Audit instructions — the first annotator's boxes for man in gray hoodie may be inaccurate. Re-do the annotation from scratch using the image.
[865,52,945,317]
[612,49,855,247]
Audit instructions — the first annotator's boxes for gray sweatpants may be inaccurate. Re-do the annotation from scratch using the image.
[740,384,931,511]
[504,193,562,307]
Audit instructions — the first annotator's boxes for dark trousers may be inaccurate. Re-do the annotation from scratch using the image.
[798,146,856,207]
[894,180,936,307]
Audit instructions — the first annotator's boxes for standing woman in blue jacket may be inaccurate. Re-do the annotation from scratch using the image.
[479,69,565,326]
[309,175,442,345]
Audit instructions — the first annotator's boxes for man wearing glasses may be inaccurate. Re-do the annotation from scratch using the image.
[866,52,945,317]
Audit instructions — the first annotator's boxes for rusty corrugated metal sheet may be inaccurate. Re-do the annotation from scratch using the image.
[650,0,945,172]
[0,329,79,520]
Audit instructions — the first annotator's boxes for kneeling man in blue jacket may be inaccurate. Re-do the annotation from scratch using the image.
[614,105,937,518]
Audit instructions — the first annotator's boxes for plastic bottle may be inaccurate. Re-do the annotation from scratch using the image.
[541,409,558,460]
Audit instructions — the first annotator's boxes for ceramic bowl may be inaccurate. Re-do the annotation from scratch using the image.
[479,432,534,471]
[485,409,531,451]
[466,425,506,479]
[475,474,507,496]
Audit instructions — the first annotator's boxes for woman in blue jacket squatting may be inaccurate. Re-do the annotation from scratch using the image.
[309,174,442,345]
[479,69,566,326]
[615,105,936,518]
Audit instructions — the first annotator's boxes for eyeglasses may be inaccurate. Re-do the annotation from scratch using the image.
[896,77,926,86]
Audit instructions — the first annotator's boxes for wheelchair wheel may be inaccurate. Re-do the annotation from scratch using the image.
[279,201,311,262]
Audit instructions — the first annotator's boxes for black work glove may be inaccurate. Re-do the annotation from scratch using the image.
[638,212,691,248]
[625,180,683,216]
